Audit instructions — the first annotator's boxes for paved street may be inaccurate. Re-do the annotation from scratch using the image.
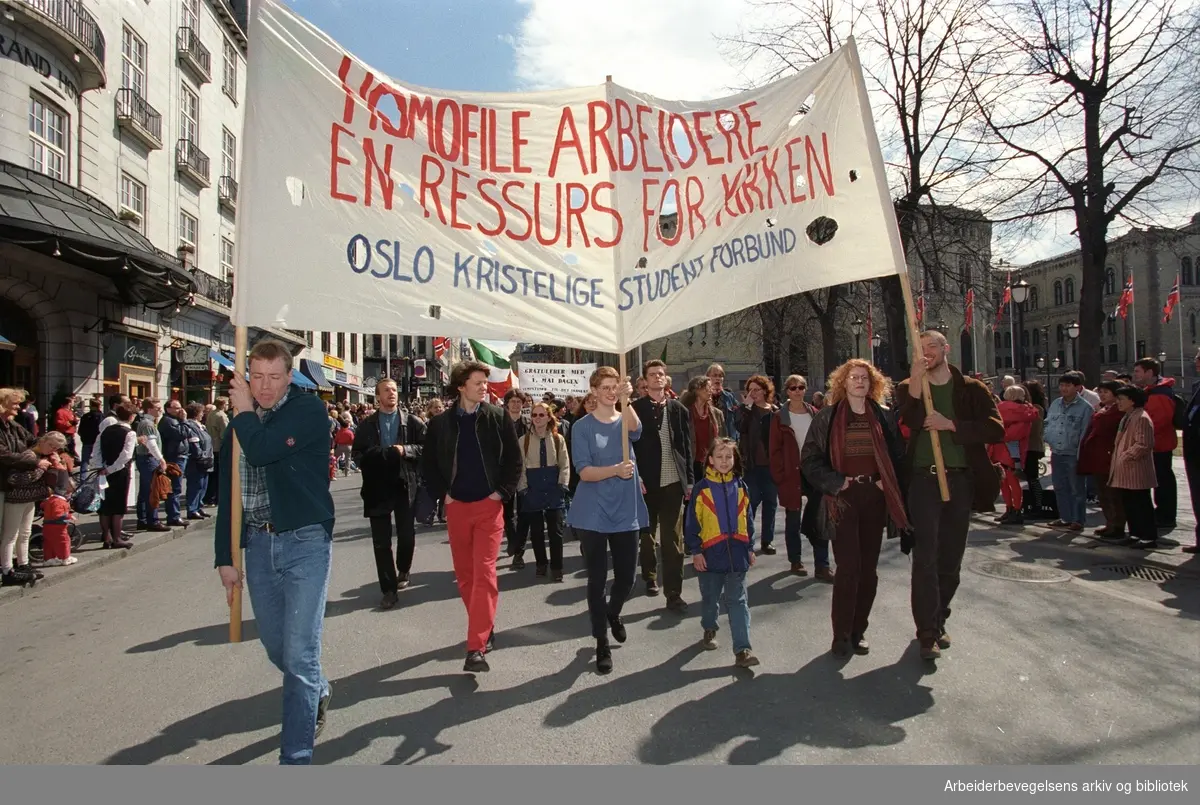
[0,471,1197,765]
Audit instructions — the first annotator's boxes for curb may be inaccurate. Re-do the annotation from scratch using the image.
[0,523,200,608]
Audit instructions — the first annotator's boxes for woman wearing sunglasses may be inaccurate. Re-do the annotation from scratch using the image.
[513,401,570,581]
[769,375,832,581]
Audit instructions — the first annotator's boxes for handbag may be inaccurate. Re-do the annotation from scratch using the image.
[70,470,103,514]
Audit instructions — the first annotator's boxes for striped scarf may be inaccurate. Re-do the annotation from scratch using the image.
[824,401,910,531]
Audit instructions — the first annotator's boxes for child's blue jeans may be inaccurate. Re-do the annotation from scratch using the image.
[698,570,751,654]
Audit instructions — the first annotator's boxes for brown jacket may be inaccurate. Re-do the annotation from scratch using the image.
[895,365,1005,512]
[1108,408,1156,490]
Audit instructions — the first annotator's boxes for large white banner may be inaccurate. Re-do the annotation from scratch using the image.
[233,0,906,352]
[517,362,597,399]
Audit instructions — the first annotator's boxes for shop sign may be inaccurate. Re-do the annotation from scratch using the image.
[323,354,345,371]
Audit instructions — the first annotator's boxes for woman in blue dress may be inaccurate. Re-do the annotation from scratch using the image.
[566,366,648,675]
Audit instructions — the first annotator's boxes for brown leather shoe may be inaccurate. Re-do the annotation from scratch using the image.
[380,591,399,610]
[790,561,808,576]
[937,629,951,649]
[831,636,852,658]
[814,567,835,583]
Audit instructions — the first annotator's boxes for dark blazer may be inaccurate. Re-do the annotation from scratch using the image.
[352,410,426,517]
[895,365,1004,512]
[422,401,523,502]
[631,395,694,489]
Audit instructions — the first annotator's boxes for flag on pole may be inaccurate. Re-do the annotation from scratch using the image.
[1162,276,1181,323]
[994,281,1011,329]
[915,283,925,328]
[432,337,451,362]
[467,339,510,369]
[964,288,974,330]
[659,339,669,363]
[866,298,874,344]
[1116,276,1134,319]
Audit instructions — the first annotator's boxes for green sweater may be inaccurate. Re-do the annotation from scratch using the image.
[213,385,335,567]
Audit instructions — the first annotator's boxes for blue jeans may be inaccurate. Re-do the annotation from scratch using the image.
[698,571,751,653]
[745,465,777,548]
[135,454,160,524]
[245,523,333,765]
[1051,454,1086,525]
[166,456,187,522]
[185,461,209,516]
[784,502,829,568]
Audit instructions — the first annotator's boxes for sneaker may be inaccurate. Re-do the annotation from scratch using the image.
[851,633,870,655]
[596,641,613,674]
[814,567,835,583]
[760,544,777,555]
[607,613,627,644]
[42,558,64,567]
[485,629,495,653]
[552,569,564,583]
[397,572,410,590]
[1046,519,1068,528]
[1065,522,1083,532]
[1133,539,1159,550]
[700,629,718,650]
[18,564,44,580]
[666,595,687,613]
[645,579,660,597]
[63,556,78,566]
[920,641,941,661]
[464,651,490,673]
[790,561,808,576]
[735,650,760,668]
[937,629,951,650]
[314,684,332,739]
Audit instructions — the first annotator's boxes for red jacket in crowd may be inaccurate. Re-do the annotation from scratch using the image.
[54,405,77,437]
[987,401,1037,468]
[1143,377,1178,452]
[1076,402,1123,477]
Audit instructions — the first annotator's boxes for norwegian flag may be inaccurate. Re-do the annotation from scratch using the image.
[1162,276,1181,323]
[964,288,975,329]
[432,336,451,362]
[866,298,874,345]
[1115,276,1134,319]
[994,280,1011,328]
[915,283,925,327]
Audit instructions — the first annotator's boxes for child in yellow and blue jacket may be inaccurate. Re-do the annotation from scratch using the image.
[684,438,759,668]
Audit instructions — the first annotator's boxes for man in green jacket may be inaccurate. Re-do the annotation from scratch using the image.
[215,339,336,765]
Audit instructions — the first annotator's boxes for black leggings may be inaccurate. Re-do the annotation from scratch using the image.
[577,529,638,641]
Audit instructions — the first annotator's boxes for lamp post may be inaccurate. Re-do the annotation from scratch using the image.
[1011,279,1030,379]
[1036,354,1061,400]
[850,317,863,359]
[1067,321,1080,368]
[871,332,882,365]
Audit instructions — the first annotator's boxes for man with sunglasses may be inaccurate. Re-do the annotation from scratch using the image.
[631,360,694,609]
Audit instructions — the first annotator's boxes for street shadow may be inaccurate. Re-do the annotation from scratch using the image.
[104,607,601,765]
[632,645,935,764]
[126,571,461,654]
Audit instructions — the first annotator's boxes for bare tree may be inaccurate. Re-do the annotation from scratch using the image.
[724,0,993,376]
[970,0,1200,382]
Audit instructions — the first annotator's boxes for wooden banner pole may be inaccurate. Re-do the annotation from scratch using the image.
[897,280,951,501]
[228,324,248,642]
[604,72,633,464]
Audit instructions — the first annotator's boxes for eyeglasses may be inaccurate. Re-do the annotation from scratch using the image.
[787,385,806,391]
[531,413,548,418]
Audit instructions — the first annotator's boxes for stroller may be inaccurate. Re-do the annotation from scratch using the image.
[28,505,85,561]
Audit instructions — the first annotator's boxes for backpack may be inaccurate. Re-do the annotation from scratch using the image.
[1172,393,1187,430]
[189,420,215,469]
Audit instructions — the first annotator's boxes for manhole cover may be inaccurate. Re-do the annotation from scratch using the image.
[1095,565,1177,583]
[970,561,1071,583]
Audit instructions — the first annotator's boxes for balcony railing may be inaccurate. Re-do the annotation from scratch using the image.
[17,1,106,89]
[114,88,163,150]
[176,27,211,83]
[191,270,233,308]
[218,176,238,213]
[175,139,211,187]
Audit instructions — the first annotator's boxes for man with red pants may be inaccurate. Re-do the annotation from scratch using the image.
[423,361,522,673]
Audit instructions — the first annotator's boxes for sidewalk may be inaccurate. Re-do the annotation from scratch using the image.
[0,518,204,607]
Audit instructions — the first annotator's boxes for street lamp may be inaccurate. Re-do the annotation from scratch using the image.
[1158,350,1168,375]
[1011,279,1030,378]
[1067,321,1080,368]
[870,332,882,364]
[850,317,863,359]
[1036,354,1061,399]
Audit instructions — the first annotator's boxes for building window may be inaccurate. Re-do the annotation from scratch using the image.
[1184,256,1194,286]
[1056,324,1065,343]
[337,332,346,359]
[1021,330,1029,347]
[121,26,147,98]
[417,336,427,355]
[321,332,331,353]
[994,332,1002,350]
[351,334,358,364]
[221,127,236,178]
[1003,332,1011,349]
[1029,286,1038,310]
[1065,277,1075,303]
[1032,328,1040,347]
[220,237,234,283]
[1108,344,1118,363]
[119,173,145,232]
[179,210,198,257]
[223,39,238,100]
[1053,280,1063,306]
[1106,315,1117,336]
[180,81,199,143]
[181,0,199,31]
[1191,312,1197,339]
[28,94,68,181]
[372,335,382,354]
[1105,268,1116,295]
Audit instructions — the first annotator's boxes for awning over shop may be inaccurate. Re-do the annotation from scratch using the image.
[0,334,14,352]
[291,369,317,390]
[209,350,235,370]
[0,160,194,306]
[329,376,366,394]
[298,359,333,393]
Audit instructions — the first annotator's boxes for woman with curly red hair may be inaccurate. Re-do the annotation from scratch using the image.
[801,359,910,658]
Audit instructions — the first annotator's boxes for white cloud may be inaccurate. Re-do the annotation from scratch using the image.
[512,0,757,100]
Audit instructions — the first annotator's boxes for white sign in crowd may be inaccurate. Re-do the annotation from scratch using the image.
[516,362,598,398]
[232,0,908,352]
